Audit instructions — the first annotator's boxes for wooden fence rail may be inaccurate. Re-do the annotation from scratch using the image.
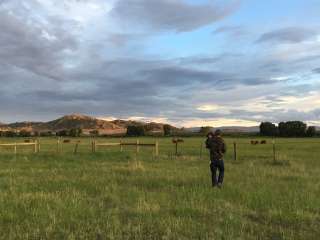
[93,140,159,156]
[0,141,39,154]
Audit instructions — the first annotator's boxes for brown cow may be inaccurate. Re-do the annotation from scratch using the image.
[172,138,184,144]
[63,139,71,143]
[260,140,267,144]
[24,139,31,143]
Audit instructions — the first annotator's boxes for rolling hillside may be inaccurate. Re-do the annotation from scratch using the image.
[0,114,175,135]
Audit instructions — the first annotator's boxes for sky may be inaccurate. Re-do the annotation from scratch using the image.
[0,0,320,127]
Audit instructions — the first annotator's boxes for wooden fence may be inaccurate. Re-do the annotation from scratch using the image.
[93,140,159,156]
[0,141,39,154]
[0,139,318,161]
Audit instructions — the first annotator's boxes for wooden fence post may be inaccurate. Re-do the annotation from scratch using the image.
[92,140,95,153]
[74,141,79,154]
[155,140,159,157]
[136,139,139,153]
[273,140,276,162]
[37,139,41,153]
[57,138,60,153]
[14,143,17,155]
[175,142,178,156]
[199,142,203,160]
[120,140,123,152]
[233,142,237,161]
[34,141,37,153]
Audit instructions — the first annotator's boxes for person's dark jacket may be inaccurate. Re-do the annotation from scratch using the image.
[206,136,226,160]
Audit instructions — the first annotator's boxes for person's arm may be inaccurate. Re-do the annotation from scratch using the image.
[205,138,211,149]
[221,139,227,154]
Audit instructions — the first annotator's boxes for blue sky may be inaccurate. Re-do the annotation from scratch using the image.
[0,0,319,127]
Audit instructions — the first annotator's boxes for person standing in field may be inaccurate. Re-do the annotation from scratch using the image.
[206,130,226,188]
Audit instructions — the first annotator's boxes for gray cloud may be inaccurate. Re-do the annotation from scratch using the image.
[0,0,319,126]
[312,68,320,74]
[256,27,318,44]
[0,5,78,81]
[111,0,239,32]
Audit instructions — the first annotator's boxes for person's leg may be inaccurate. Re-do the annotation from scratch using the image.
[210,162,218,187]
[217,160,225,186]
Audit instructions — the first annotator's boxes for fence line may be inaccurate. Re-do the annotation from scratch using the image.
[92,140,159,156]
[0,138,318,161]
[0,141,39,154]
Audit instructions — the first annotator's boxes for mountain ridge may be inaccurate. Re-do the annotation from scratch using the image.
[0,114,176,135]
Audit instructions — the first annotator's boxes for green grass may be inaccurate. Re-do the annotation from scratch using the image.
[0,137,319,239]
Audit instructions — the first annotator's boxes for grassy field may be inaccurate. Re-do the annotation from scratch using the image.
[0,137,319,239]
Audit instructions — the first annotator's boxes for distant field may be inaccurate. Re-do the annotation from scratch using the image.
[0,137,319,239]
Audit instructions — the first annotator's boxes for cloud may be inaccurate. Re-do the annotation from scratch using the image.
[312,68,320,74]
[0,0,319,127]
[0,3,78,81]
[256,27,318,44]
[212,25,246,37]
[110,0,240,32]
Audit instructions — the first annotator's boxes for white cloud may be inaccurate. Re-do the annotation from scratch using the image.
[270,76,290,81]
[179,118,259,128]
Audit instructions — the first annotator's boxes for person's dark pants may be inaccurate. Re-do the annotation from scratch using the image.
[210,160,224,186]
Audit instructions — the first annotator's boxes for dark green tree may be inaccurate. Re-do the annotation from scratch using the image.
[306,126,316,137]
[40,131,54,137]
[259,122,278,136]
[56,130,69,137]
[4,131,17,137]
[163,124,172,136]
[90,130,99,136]
[19,130,31,137]
[69,128,82,137]
[279,121,307,137]
[126,125,145,136]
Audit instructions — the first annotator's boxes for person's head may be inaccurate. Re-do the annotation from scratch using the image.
[214,129,222,136]
[207,132,214,138]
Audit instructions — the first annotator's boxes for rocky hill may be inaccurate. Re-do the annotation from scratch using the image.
[40,114,121,131]
[0,114,175,136]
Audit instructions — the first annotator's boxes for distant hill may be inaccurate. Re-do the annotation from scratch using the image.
[0,114,176,136]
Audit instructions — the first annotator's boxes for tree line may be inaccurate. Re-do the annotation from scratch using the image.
[126,124,173,136]
[260,121,318,137]
[0,128,83,138]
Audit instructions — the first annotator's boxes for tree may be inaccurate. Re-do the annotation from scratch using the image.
[19,130,31,137]
[199,126,213,136]
[69,128,82,137]
[90,130,99,136]
[4,131,17,137]
[56,130,69,137]
[259,122,278,136]
[126,125,145,136]
[163,124,172,136]
[279,121,306,137]
[306,126,316,137]
[40,131,54,137]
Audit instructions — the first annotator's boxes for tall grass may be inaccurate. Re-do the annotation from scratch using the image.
[0,137,319,239]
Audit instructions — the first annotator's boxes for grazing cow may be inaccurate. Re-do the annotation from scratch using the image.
[63,139,71,143]
[172,138,184,144]
[24,139,31,143]
[260,140,267,144]
[251,140,259,145]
